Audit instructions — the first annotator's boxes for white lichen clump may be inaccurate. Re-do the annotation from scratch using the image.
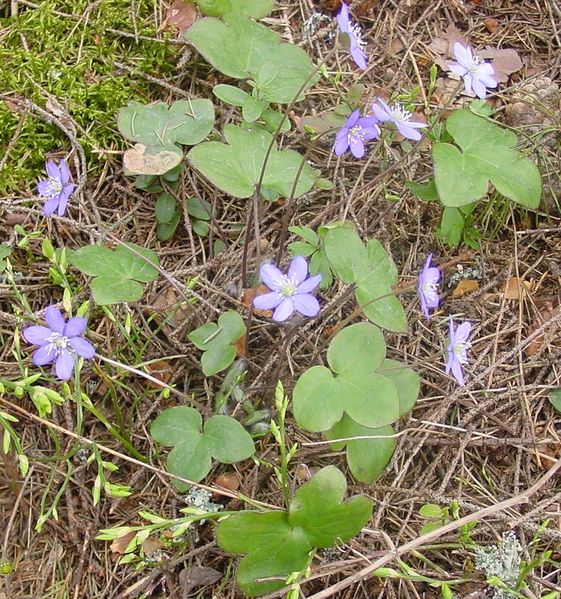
[474,531,522,598]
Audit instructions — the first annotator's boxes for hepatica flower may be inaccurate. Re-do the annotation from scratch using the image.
[445,319,472,386]
[371,99,427,141]
[417,253,440,318]
[253,256,322,322]
[23,306,95,381]
[448,42,497,100]
[336,2,367,70]
[334,109,380,159]
[37,159,75,217]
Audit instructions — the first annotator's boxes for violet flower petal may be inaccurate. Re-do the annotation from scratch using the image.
[273,298,295,322]
[55,351,75,380]
[293,294,320,317]
[260,263,285,291]
[296,274,322,294]
[288,256,308,284]
[45,306,66,334]
[43,196,60,216]
[253,292,283,310]
[64,317,87,338]
[23,325,53,346]
[349,135,365,158]
[33,345,56,366]
[59,159,71,184]
[68,337,96,359]
[46,160,60,181]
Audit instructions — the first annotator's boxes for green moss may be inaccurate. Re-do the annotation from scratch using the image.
[0,0,178,194]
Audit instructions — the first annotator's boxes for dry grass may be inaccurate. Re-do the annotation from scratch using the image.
[1,0,561,597]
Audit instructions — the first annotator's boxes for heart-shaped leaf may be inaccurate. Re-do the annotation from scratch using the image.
[293,323,400,432]
[216,466,372,596]
[323,226,407,332]
[185,17,316,104]
[188,125,317,200]
[433,110,541,209]
[187,310,246,376]
[150,406,255,491]
[325,415,396,483]
[70,243,159,305]
[118,99,214,174]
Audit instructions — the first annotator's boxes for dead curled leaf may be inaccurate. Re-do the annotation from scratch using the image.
[503,277,533,300]
[163,0,198,34]
[110,531,136,555]
[452,279,479,298]
[123,143,182,176]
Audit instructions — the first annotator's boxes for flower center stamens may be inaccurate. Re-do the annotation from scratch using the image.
[349,24,366,49]
[280,276,298,298]
[391,104,412,122]
[422,282,438,301]
[46,178,63,198]
[453,341,471,363]
[348,125,365,143]
[46,332,71,357]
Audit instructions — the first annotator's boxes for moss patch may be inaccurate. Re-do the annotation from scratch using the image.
[0,0,178,194]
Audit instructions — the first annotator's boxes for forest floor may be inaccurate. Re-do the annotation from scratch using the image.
[1,0,561,598]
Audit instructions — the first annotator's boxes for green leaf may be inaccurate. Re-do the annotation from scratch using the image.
[324,226,406,332]
[0,243,11,273]
[188,125,317,200]
[157,215,181,241]
[242,96,269,122]
[196,0,274,19]
[185,17,316,104]
[405,178,439,202]
[187,310,246,376]
[288,225,318,246]
[419,503,444,518]
[155,193,178,223]
[433,110,541,209]
[186,197,212,221]
[379,359,420,417]
[117,99,215,156]
[151,406,255,491]
[216,466,372,596]
[293,323,400,432]
[325,416,396,483]
[191,220,210,237]
[213,84,249,106]
[261,109,291,133]
[436,204,476,247]
[548,388,561,413]
[70,243,159,305]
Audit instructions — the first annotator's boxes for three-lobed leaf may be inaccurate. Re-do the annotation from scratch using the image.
[433,110,541,209]
[293,323,400,432]
[150,406,255,491]
[188,125,317,200]
[323,226,407,332]
[70,243,159,305]
[216,466,372,596]
[185,17,316,104]
[118,99,214,174]
[188,310,246,376]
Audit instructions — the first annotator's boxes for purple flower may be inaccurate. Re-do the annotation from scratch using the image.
[23,306,95,381]
[370,99,428,141]
[334,109,380,159]
[37,159,75,217]
[253,256,322,322]
[417,253,440,318]
[448,42,497,100]
[445,319,472,386]
[336,2,367,70]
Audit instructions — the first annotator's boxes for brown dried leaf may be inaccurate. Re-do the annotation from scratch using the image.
[214,472,240,492]
[452,279,479,298]
[243,286,272,318]
[429,23,467,70]
[142,537,165,556]
[145,360,173,388]
[478,48,523,83]
[151,286,193,329]
[179,566,222,589]
[110,531,136,555]
[123,143,182,176]
[526,300,557,357]
[503,277,533,300]
[164,1,197,34]
[484,17,499,33]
